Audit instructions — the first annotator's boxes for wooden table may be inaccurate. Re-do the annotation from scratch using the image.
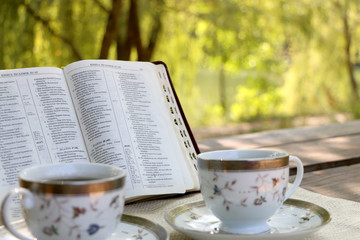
[120,121,360,240]
[197,120,360,202]
[2,120,360,239]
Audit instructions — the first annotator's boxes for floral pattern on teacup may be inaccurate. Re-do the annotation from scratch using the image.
[201,170,287,211]
[24,193,124,239]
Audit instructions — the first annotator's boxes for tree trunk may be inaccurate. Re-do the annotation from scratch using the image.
[342,6,359,101]
[219,63,227,116]
[146,4,163,61]
[99,0,123,59]
[128,0,146,60]
[116,0,133,60]
[116,0,163,61]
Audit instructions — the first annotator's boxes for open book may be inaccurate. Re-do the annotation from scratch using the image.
[0,60,200,220]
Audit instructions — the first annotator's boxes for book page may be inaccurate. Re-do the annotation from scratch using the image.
[63,60,192,199]
[0,67,89,220]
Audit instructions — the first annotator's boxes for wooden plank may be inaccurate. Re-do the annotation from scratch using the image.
[198,120,360,171]
[197,120,360,151]
[267,134,360,172]
[290,164,360,202]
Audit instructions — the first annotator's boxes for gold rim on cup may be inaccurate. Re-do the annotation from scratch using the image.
[197,150,289,170]
[19,177,126,195]
[18,163,126,195]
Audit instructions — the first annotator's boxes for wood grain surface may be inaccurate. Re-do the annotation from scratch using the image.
[198,120,360,202]
[198,120,360,172]
[290,164,360,202]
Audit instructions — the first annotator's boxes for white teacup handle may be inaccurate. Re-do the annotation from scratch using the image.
[1,188,35,240]
[284,155,304,200]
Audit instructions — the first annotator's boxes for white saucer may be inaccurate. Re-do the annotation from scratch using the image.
[165,199,331,240]
[0,214,168,240]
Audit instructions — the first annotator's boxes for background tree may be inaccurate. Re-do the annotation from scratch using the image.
[0,0,359,129]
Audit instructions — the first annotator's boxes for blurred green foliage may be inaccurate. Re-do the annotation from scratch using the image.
[1,0,359,128]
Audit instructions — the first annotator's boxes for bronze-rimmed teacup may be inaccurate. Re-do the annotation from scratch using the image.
[1,163,126,240]
[197,149,303,234]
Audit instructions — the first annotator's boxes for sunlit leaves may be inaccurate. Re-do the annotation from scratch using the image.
[231,74,283,121]
[280,0,360,116]
[1,0,359,126]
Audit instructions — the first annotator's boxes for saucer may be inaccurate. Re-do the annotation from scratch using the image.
[165,199,331,240]
[0,214,168,240]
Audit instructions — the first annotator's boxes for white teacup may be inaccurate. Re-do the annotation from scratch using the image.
[1,163,126,240]
[197,149,303,234]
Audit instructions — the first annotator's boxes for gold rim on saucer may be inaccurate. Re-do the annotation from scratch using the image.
[165,199,331,239]
[0,214,169,240]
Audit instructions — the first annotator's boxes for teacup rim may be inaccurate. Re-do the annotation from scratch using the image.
[197,149,289,170]
[19,163,126,194]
